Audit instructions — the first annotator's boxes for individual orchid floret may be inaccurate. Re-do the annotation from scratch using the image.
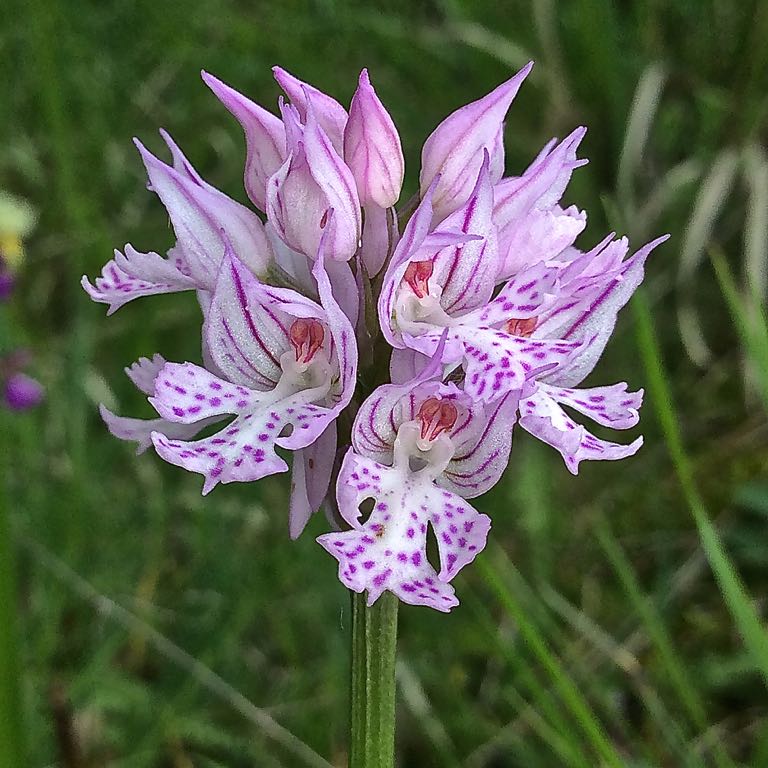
[149,230,357,539]
[419,61,533,223]
[344,69,404,209]
[318,337,518,611]
[273,66,348,154]
[266,101,361,262]
[382,159,582,402]
[202,72,286,212]
[493,128,589,280]
[506,234,668,472]
[83,135,274,313]
[100,354,222,454]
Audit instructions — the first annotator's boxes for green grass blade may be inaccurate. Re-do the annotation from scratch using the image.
[632,289,768,688]
[476,553,624,768]
[465,588,594,768]
[596,518,736,768]
[711,247,768,412]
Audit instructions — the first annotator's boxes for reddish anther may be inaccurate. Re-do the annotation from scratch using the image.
[403,260,434,299]
[504,316,538,337]
[289,318,326,363]
[417,397,458,442]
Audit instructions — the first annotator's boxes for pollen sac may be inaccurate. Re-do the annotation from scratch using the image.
[403,260,434,299]
[504,316,538,337]
[417,397,458,442]
[289,318,326,363]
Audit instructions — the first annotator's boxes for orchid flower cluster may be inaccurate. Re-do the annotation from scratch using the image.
[83,63,666,611]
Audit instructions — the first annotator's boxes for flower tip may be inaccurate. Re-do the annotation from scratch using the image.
[133,137,158,167]
[200,70,224,92]
[272,65,292,88]
[358,67,371,87]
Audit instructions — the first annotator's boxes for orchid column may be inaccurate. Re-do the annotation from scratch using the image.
[83,62,664,766]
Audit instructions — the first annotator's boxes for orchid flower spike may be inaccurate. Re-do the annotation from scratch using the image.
[86,63,666,611]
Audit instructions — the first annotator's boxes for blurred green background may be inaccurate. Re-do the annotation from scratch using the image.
[2,0,768,765]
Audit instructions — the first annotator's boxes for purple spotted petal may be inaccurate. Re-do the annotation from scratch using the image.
[519,386,643,474]
[202,72,286,212]
[100,404,220,455]
[318,450,490,611]
[82,245,196,315]
[539,382,642,429]
[405,326,583,403]
[460,260,558,326]
[150,362,332,494]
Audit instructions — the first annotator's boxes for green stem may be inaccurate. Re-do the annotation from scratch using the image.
[349,591,399,768]
[0,435,26,768]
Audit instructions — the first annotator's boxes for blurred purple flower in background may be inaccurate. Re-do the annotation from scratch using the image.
[0,193,43,412]
[84,63,665,610]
